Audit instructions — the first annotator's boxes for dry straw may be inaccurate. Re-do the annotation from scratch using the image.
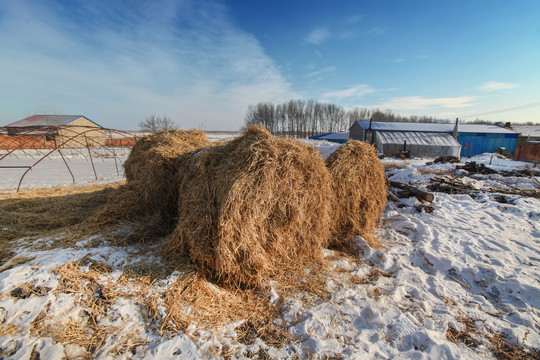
[325,140,387,250]
[166,126,333,287]
[29,257,155,358]
[0,183,116,266]
[123,128,211,214]
[95,129,211,234]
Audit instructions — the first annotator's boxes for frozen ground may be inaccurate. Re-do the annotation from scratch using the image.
[0,141,539,359]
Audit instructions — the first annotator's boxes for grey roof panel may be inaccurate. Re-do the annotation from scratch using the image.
[377,131,461,147]
[354,121,453,133]
[457,124,515,134]
[510,125,540,137]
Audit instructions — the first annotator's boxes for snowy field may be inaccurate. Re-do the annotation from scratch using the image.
[0,131,240,193]
[0,141,539,359]
[0,148,130,192]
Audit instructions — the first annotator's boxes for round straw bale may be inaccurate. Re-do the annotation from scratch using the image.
[167,126,332,287]
[122,129,211,226]
[325,140,386,250]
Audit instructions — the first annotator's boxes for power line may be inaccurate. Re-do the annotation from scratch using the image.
[461,101,540,119]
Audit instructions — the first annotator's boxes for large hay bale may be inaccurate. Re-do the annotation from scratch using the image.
[166,126,332,287]
[122,129,211,229]
[88,130,211,237]
[325,140,386,250]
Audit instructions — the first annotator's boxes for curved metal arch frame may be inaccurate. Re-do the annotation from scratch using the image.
[0,125,140,192]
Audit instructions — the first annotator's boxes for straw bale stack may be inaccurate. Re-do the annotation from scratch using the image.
[122,129,211,226]
[325,140,386,250]
[167,126,332,287]
[90,130,211,235]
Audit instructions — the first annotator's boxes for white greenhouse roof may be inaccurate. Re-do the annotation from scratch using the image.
[457,124,515,134]
[377,131,461,147]
[354,121,451,133]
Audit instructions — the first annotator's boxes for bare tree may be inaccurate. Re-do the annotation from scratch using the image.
[139,115,178,133]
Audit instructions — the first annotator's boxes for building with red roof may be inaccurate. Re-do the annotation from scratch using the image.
[3,115,105,148]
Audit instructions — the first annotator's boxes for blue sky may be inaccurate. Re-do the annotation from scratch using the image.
[0,0,539,130]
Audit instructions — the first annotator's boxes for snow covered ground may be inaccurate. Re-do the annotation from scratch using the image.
[0,142,539,359]
[0,148,130,192]
[0,132,240,193]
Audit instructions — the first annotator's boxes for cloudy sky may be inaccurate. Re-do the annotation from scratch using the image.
[0,0,539,130]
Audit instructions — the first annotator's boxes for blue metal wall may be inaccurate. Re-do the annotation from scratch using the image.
[457,133,517,157]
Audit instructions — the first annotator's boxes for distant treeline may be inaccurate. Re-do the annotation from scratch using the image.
[244,100,537,138]
[245,100,450,138]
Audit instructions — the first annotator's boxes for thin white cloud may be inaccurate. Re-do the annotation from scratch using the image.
[305,66,337,84]
[0,1,296,130]
[387,56,407,63]
[304,26,359,46]
[346,15,363,23]
[386,55,428,63]
[365,27,386,35]
[321,85,376,100]
[479,81,520,91]
[377,96,477,110]
[305,27,331,45]
[336,30,357,40]
[305,66,337,79]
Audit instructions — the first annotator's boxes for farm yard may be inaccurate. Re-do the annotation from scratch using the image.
[0,131,539,360]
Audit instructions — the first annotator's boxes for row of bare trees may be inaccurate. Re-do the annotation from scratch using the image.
[244,100,352,137]
[244,100,449,138]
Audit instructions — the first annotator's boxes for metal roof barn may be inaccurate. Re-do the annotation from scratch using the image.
[350,121,518,157]
[374,131,461,158]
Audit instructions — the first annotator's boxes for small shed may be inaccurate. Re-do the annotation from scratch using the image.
[308,132,349,144]
[510,125,540,162]
[374,131,461,158]
[4,115,105,148]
